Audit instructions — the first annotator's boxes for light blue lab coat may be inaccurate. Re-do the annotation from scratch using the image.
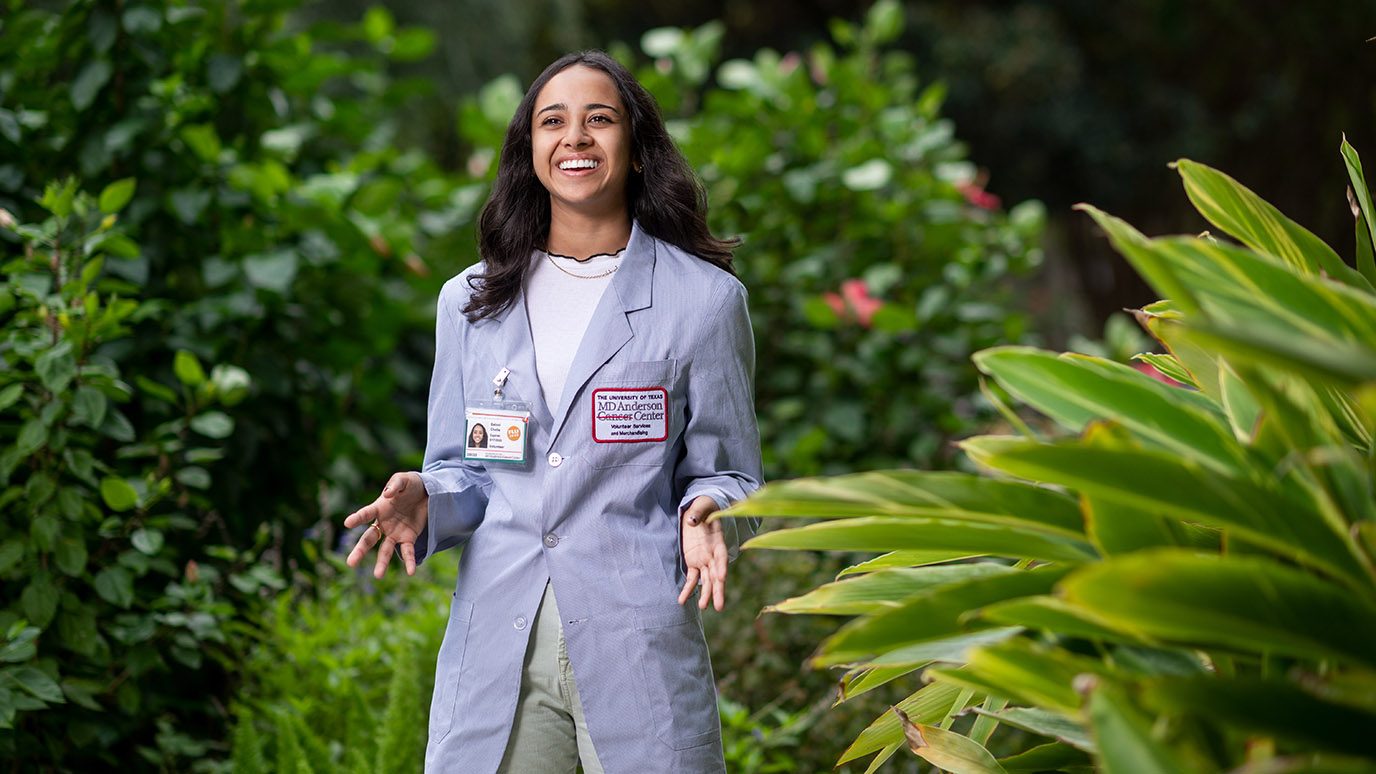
[414,219,763,773]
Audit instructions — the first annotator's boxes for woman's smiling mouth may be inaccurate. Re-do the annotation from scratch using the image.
[557,157,601,175]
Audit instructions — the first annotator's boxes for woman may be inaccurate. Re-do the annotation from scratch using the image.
[468,422,488,449]
[343,50,763,774]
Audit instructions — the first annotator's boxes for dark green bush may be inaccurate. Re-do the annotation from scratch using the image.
[0,180,280,767]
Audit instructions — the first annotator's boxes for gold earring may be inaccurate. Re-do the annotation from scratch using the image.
[633,161,642,173]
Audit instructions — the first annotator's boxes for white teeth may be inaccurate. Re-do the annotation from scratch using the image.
[558,159,599,170]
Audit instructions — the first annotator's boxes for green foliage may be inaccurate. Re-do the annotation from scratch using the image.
[226,554,455,774]
[0,0,468,765]
[725,144,1376,771]
[627,4,1045,477]
[0,181,282,766]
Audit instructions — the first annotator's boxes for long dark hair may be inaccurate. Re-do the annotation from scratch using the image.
[462,50,738,322]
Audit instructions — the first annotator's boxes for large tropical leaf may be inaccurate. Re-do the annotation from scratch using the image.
[765,563,1012,616]
[812,566,1069,667]
[1140,676,1376,757]
[929,638,1115,716]
[1174,158,1371,290]
[722,470,1085,537]
[896,710,1007,774]
[961,435,1368,585]
[1060,551,1376,669]
[836,549,982,578]
[1338,136,1376,285]
[1085,683,1189,774]
[742,517,1096,564]
[837,679,976,765]
[974,347,1244,473]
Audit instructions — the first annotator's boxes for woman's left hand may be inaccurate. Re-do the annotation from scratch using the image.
[677,495,729,611]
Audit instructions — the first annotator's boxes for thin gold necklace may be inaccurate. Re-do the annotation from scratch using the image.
[542,248,623,280]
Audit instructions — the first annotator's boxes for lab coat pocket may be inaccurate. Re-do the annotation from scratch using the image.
[633,603,720,750]
[429,594,475,743]
[588,358,677,469]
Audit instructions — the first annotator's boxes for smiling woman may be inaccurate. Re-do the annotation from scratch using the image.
[341,50,764,774]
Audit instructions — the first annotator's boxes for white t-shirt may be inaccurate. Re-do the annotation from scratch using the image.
[524,247,625,414]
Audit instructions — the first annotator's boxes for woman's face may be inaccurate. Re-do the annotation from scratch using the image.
[530,65,632,217]
[470,424,486,444]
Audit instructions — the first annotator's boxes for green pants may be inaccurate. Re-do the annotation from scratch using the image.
[496,581,605,774]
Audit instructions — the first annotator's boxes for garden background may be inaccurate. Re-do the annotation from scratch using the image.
[3,0,1376,771]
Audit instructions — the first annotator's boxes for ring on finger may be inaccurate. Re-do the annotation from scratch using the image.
[369,520,385,540]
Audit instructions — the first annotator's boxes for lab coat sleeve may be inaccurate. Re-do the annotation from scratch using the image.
[674,279,765,562]
[413,282,493,565]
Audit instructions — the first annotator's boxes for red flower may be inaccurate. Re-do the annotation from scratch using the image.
[958,183,1001,211]
[824,278,883,327]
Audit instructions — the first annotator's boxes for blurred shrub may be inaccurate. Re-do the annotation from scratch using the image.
[0,0,470,765]
[224,553,457,774]
[0,181,283,767]
[626,1,1045,478]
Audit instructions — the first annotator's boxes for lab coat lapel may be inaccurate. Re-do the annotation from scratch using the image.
[484,280,555,435]
[546,219,656,449]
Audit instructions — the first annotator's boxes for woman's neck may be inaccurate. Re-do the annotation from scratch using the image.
[545,205,632,260]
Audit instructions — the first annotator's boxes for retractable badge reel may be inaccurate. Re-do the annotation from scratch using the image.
[462,367,532,464]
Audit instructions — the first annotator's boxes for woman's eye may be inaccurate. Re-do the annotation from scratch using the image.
[589,115,611,124]
[541,116,561,126]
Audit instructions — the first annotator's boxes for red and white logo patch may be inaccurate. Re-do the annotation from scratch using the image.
[592,387,668,443]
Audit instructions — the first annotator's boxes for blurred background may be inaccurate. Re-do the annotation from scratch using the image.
[1,0,1373,770]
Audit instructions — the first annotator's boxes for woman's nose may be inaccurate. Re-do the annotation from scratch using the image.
[563,122,591,147]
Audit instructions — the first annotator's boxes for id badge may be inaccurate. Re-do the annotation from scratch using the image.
[463,401,531,464]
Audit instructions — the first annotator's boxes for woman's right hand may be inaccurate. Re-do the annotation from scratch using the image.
[343,472,428,578]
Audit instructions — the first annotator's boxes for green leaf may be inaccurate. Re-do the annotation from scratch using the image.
[961,435,1367,584]
[1063,551,1376,669]
[974,706,1093,751]
[0,541,24,575]
[838,680,972,765]
[837,550,981,578]
[1141,676,1376,757]
[243,250,298,293]
[53,536,88,576]
[726,470,1086,537]
[71,59,112,111]
[838,663,927,705]
[0,628,39,662]
[190,411,234,439]
[1175,158,1370,291]
[767,563,1012,616]
[130,528,164,555]
[1083,497,1182,556]
[814,566,1069,666]
[864,0,904,43]
[979,596,1133,643]
[99,477,139,512]
[98,178,136,214]
[93,567,134,608]
[974,347,1241,473]
[16,419,48,456]
[71,385,107,428]
[34,341,76,394]
[641,27,685,57]
[744,517,1096,564]
[1339,137,1376,285]
[930,639,1114,716]
[842,159,893,191]
[1085,683,1185,774]
[20,576,58,628]
[1130,353,1196,389]
[10,666,64,705]
[896,711,1007,774]
[173,349,206,386]
[999,742,1093,772]
[0,383,24,412]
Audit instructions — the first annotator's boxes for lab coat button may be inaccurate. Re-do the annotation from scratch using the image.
[547,452,563,467]
[543,533,559,548]
[514,616,527,630]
